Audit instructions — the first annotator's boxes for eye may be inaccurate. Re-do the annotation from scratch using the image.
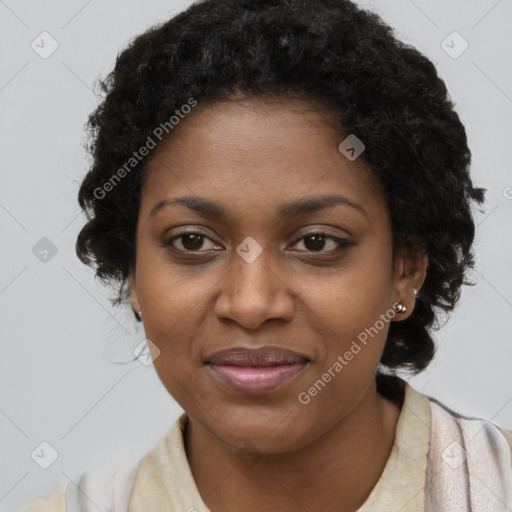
[161,230,354,255]
[290,232,354,253]
[162,232,222,253]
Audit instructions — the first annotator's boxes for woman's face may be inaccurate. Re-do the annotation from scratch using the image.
[130,98,421,453]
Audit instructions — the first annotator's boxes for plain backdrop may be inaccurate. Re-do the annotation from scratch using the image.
[1,0,511,509]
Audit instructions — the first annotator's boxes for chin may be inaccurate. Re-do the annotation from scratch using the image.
[208,405,314,454]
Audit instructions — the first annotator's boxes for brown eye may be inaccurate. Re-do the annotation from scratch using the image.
[162,232,222,253]
[291,233,354,253]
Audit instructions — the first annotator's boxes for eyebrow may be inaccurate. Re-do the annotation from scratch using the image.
[149,194,367,219]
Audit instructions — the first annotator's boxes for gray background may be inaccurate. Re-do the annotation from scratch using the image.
[1,0,511,509]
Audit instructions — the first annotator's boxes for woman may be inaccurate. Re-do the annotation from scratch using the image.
[20,0,512,510]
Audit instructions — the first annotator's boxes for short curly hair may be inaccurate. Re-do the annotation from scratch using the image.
[76,0,486,375]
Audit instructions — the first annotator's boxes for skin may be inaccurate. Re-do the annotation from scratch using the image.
[129,97,428,512]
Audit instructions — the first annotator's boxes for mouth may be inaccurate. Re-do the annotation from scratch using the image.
[204,346,311,394]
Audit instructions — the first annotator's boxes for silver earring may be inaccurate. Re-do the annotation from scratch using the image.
[413,288,418,297]
[394,303,407,314]
[135,310,142,321]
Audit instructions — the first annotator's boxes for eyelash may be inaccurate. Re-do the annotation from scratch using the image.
[161,231,353,255]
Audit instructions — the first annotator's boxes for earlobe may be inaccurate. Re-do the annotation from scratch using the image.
[393,249,428,320]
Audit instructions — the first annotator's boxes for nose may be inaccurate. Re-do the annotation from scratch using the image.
[213,251,295,330]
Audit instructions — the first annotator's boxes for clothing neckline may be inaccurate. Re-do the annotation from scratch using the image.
[129,378,431,512]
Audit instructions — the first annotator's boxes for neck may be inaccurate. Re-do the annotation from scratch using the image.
[185,377,403,512]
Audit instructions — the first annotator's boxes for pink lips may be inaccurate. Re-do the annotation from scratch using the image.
[205,346,310,394]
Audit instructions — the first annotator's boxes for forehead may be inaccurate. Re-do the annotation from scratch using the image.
[140,98,388,225]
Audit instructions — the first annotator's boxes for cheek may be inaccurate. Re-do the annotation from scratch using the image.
[296,244,394,375]
[135,243,214,334]
[296,247,393,331]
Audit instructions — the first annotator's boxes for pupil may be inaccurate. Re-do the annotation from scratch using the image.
[304,234,325,251]
[183,234,203,250]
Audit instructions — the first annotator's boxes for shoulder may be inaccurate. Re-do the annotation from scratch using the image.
[497,425,512,453]
[17,456,141,512]
[397,376,512,458]
[16,483,67,512]
[428,393,512,457]
[421,390,512,509]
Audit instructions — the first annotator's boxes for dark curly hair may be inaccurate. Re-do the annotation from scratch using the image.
[76,0,486,375]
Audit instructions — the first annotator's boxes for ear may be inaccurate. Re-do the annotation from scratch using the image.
[129,267,141,315]
[392,247,428,321]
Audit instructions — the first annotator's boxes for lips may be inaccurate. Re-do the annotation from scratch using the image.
[205,346,311,394]
[205,346,310,366]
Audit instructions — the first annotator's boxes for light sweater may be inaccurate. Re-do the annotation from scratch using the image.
[18,377,512,511]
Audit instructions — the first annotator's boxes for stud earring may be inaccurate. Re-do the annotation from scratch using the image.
[413,288,418,297]
[134,310,142,321]
[394,303,407,314]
